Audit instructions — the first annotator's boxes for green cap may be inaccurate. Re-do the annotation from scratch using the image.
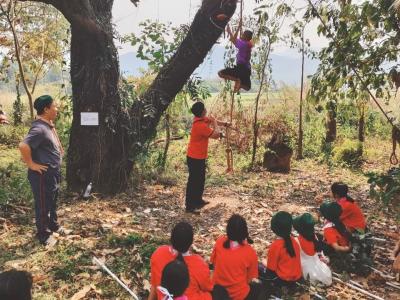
[293,213,315,237]
[271,211,293,237]
[33,95,53,113]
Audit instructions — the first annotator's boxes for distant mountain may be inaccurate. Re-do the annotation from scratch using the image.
[119,45,319,85]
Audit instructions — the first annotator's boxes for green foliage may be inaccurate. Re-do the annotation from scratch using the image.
[332,139,363,168]
[12,92,23,125]
[52,245,92,281]
[0,162,31,206]
[367,168,400,218]
[0,125,26,146]
[124,20,188,72]
[306,0,399,121]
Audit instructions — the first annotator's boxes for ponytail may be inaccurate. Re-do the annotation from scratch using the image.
[176,252,185,262]
[301,228,320,253]
[283,236,295,257]
[223,239,230,249]
[332,218,351,241]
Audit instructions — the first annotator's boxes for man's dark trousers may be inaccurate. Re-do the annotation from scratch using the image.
[28,167,61,242]
[185,156,206,210]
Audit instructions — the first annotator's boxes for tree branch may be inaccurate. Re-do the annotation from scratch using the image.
[128,0,237,156]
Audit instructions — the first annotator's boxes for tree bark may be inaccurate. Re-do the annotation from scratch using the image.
[325,108,337,143]
[20,0,236,194]
[297,29,305,159]
[161,113,170,170]
[358,106,365,142]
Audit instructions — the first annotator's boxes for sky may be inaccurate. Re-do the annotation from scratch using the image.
[112,0,328,57]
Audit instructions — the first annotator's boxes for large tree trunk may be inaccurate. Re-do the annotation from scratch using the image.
[65,1,129,194]
[21,0,236,194]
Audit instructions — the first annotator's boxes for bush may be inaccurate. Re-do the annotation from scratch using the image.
[0,162,32,206]
[367,168,400,219]
[332,139,363,168]
[0,125,27,147]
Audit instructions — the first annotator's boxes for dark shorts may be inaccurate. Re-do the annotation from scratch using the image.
[219,64,251,90]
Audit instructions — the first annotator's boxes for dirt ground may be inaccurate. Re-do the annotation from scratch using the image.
[1,155,399,299]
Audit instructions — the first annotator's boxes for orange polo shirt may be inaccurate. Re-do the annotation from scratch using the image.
[266,236,302,282]
[150,245,213,300]
[337,198,366,231]
[211,236,258,300]
[298,235,316,256]
[187,117,214,159]
[323,223,349,247]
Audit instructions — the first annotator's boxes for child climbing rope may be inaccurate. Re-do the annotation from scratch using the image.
[218,23,253,92]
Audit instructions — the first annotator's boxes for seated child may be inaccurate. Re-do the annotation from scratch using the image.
[260,211,302,295]
[0,269,33,300]
[293,213,332,285]
[293,213,322,256]
[211,214,262,300]
[218,24,253,92]
[158,260,190,300]
[331,182,366,232]
[320,202,351,253]
[148,222,213,300]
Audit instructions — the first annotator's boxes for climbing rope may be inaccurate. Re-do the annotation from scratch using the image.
[307,0,400,165]
[225,90,235,173]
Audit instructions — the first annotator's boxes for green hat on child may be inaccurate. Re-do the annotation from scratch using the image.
[293,213,315,236]
[271,211,293,237]
[320,202,342,222]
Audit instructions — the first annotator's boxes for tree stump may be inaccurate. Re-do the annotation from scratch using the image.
[263,139,293,173]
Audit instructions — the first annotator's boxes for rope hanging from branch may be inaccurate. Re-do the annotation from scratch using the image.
[225,90,235,173]
[306,0,400,164]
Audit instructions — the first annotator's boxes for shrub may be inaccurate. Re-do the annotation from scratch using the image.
[0,125,26,147]
[367,168,400,219]
[332,139,363,168]
[0,162,32,206]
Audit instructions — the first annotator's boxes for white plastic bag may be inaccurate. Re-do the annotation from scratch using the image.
[300,250,332,286]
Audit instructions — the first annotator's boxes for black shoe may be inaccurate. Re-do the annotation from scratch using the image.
[194,200,210,209]
[185,207,200,215]
[48,223,60,232]
[36,232,51,245]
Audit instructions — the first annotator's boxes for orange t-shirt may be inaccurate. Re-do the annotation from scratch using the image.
[337,198,366,231]
[266,237,302,281]
[150,245,213,300]
[210,236,258,300]
[298,235,316,256]
[187,117,214,159]
[323,223,349,247]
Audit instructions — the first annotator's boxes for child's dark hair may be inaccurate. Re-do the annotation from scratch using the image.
[331,182,354,202]
[223,214,253,249]
[320,202,351,240]
[171,222,193,262]
[293,213,322,252]
[161,260,189,298]
[242,30,253,41]
[271,211,296,257]
[0,270,33,300]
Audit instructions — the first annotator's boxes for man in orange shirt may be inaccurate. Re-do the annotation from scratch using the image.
[186,101,229,213]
